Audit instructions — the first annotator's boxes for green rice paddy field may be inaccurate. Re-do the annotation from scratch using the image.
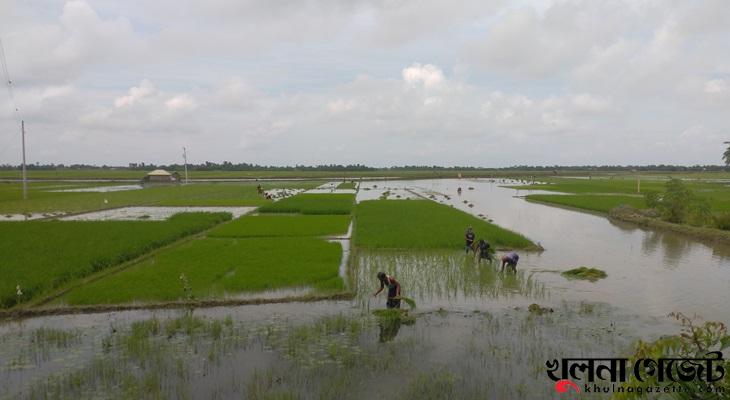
[0,212,231,308]
[0,181,317,214]
[354,200,535,250]
[258,193,355,215]
[1,190,361,309]
[0,184,542,309]
[209,214,351,238]
[60,237,344,305]
[336,181,357,189]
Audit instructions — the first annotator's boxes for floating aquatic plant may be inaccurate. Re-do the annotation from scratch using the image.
[561,267,607,282]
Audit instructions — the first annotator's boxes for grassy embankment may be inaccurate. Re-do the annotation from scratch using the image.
[354,200,536,250]
[56,194,356,306]
[0,181,317,215]
[0,213,231,308]
[526,194,646,213]
[511,177,730,214]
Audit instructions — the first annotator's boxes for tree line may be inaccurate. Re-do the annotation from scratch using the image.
[0,163,728,172]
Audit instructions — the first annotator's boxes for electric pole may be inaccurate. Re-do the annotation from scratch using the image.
[182,146,189,184]
[21,120,27,200]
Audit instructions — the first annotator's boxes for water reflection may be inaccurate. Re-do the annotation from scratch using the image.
[378,318,401,342]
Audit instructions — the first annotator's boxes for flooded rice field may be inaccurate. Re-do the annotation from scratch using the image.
[60,206,256,221]
[1,212,65,221]
[0,301,676,399]
[359,179,730,322]
[1,178,728,399]
[47,185,143,193]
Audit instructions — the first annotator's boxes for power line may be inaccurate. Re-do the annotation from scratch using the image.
[0,37,21,126]
[0,36,27,200]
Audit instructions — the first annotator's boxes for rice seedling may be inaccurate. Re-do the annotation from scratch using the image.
[258,193,355,215]
[351,250,546,309]
[372,309,416,325]
[0,212,231,308]
[61,237,343,305]
[354,200,536,249]
[208,214,351,238]
[561,267,608,282]
[2,301,663,400]
[527,303,554,315]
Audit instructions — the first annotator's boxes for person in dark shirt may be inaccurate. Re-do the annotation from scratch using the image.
[373,272,401,309]
[501,252,519,272]
[477,239,491,261]
[465,226,475,254]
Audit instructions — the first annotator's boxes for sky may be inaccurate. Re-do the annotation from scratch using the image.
[0,0,729,167]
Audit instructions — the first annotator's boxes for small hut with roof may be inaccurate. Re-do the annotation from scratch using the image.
[142,169,180,184]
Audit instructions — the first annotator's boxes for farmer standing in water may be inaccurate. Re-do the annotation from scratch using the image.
[465,226,475,254]
[373,272,401,309]
[501,252,519,272]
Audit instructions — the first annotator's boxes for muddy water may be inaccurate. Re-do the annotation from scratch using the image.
[360,178,730,323]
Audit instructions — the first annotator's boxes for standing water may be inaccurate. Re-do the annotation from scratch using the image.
[358,178,730,322]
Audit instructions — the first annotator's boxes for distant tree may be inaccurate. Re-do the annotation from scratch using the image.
[724,141,730,166]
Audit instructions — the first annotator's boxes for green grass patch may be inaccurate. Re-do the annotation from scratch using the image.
[336,182,356,190]
[258,193,355,215]
[61,237,343,305]
[354,200,535,249]
[561,267,607,282]
[507,177,668,194]
[510,177,730,213]
[208,215,351,238]
[526,194,646,213]
[0,213,231,308]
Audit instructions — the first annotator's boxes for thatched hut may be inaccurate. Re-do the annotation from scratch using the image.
[142,169,180,184]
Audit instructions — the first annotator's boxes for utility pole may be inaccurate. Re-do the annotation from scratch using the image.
[21,120,27,200]
[182,146,189,184]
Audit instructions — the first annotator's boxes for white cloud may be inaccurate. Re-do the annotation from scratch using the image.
[705,79,728,94]
[327,99,356,113]
[114,80,156,108]
[165,94,198,111]
[402,63,445,89]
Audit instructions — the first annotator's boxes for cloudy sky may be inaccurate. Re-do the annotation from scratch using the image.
[0,0,729,167]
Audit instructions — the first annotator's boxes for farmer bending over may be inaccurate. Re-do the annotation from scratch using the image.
[374,272,401,309]
[465,226,475,254]
[501,252,519,272]
[477,239,491,261]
